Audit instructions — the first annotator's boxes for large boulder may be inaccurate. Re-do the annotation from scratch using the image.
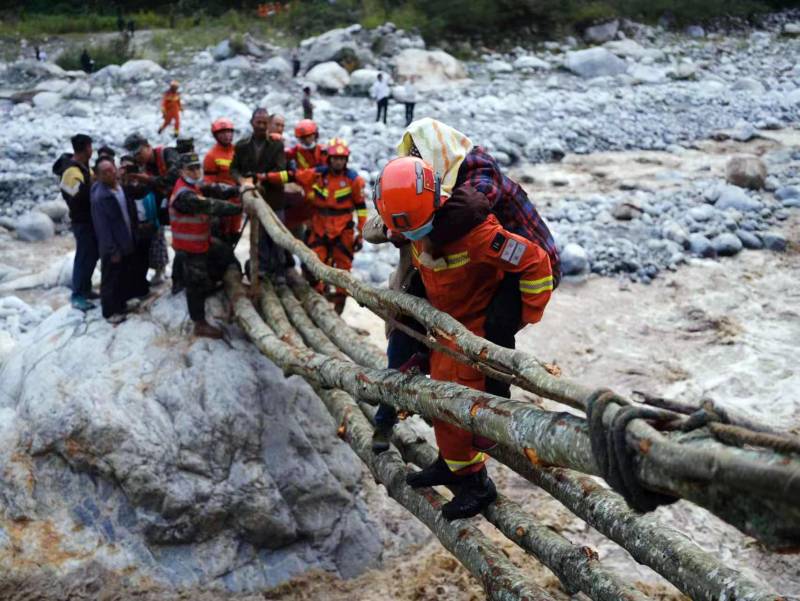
[346,68,383,96]
[603,39,664,61]
[211,39,234,61]
[783,23,800,37]
[217,55,253,74]
[393,48,467,89]
[560,243,589,275]
[513,56,550,71]
[713,185,763,212]
[305,61,350,94]
[0,295,385,590]
[90,64,121,84]
[731,77,765,94]
[35,200,69,222]
[300,25,370,71]
[15,211,55,242]
[583,19,619,43]
[7,59,67,82]
[206,95,252,127]
[712,233,743,256]
[118,59,166,82]
[725,156,767,190]
[564,48,628,78]
[263,55,293,78]
[32,91,62,110]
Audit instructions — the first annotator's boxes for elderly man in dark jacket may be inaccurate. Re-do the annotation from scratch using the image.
[230,106,289,279]
[90,157,138,323]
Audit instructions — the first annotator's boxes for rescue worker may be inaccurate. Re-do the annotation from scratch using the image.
[230,107,289,279]
[375,156,554,520]
[300,138,366,314]
[284,119,325,237]
[368,118,561,453]
[158,80,182,137]
[123,133,180,288]
[203,118,241,247]
[170,152,242,339]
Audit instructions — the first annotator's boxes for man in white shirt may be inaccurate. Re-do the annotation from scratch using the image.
[370,73,391,124]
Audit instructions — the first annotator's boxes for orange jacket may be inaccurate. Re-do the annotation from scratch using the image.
[203,143,236,186]
[411,214,553,334]
[286,144,325,170]
[162,91,181,114]
[302,166,366,238]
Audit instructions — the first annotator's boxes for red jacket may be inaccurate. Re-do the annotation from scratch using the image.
[304,166,366,238]
[169,178,210,253]
[287,144,325,170]
[203,143,236,186]
[411,214,553,334]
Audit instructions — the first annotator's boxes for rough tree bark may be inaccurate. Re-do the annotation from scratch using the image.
[239,191,800,550]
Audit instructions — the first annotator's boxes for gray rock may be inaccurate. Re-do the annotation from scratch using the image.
[663,221,689,249]
[736,229,762,249]
[688,233,716,257]
[712,233,743,256]
[629,64,666,84]
[782,22,800,37]
[782,197,800,208]
[611,201,642,220]
[0,296,384,590]
[218,55,252,73]
[513,56,550,71]
[263,56,293,78]
[685,25,705,38]
[725,156,767,190]
[118,59,165,82]
[90,64,121,84]
[32,91,62,109]
[564,48,628,79]
[35,200,69,222]
[206,95,251,126]
[731,122,757,142]
[560,243,589,275]
[486,59,513,73]
[688,204,716,222]
[731,78,765,94]
[300,26,366,71]
[393,48,466,89]
[346,68,382,96]
[212,39,234,61]
[775,186,799,200]
[584,20,620,43]
[763,232,787,252]
[305,61,350,93]
[15,211,55,241]
[714,185,762,212]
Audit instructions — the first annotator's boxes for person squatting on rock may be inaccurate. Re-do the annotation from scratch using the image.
[90,157,146,323]
[230,107,290,280]
[123,133,180,288]
[370,73,390,125]
[158,80,182,137]
[58,133,99,312]
[169,152,242,339]
[284,119,326,241]
[295,138,367,314]
[367,118,561,454]
[374,155,554,520]
[203,118,242,248]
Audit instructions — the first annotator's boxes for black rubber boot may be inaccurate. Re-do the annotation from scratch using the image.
[441,466,497,521]
[406,455,461,488]
[371,424,393,454]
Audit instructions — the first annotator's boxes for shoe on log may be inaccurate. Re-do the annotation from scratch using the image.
[371,425,393,454]
[406,455,461,488]
[442,466,497,521]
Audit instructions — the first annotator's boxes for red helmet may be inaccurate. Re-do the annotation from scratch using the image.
[374,156,442,236]
[211,118,235,134]
[294,119,318,138]
[327,137,350,158]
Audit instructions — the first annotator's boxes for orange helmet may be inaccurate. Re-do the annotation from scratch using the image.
[374,156,442,238]
[294,119,318,138]
[211,118,235,134]
[327,137,350,158]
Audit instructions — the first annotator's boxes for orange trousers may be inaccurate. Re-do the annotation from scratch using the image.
[307,228,354,296]
[430,346,488,475]
[159,109,180,135]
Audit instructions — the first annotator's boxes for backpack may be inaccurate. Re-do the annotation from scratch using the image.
[52,152,74,178]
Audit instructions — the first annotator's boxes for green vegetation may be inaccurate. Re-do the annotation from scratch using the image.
[1,0,797,47]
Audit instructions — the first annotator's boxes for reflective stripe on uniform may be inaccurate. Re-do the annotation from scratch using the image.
[334,186,352,199]
[444,452,486,472]
[313,184,327,198]
[411,246,470,272]
[172,232,209,242]
[172,215,206,224]
[214,158,232,167]
[297,153,309,169]
[356,209,368,217]
[519,275,554,294]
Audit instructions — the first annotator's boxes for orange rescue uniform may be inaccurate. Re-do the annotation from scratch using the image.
[303,165,366,294]
[203,143,241,237]
[285,143,326,230]
[411,214,553,474]
[159,90,182,135]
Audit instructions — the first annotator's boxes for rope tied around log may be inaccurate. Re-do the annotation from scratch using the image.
[587,389,680,512]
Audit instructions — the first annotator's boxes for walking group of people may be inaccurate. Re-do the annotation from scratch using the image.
[57,79,560,521]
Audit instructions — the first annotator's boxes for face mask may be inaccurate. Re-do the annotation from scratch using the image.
[301,140,316,150]
[184,175,200,185]
[402,220,434,241]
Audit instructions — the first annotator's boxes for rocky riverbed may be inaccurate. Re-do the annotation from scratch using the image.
[0,12,799,600]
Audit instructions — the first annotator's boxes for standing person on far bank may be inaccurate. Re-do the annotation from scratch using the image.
[302,86,314,120]
[399,76,418,127]
[370,73,390,124]
[291,48,301,78]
